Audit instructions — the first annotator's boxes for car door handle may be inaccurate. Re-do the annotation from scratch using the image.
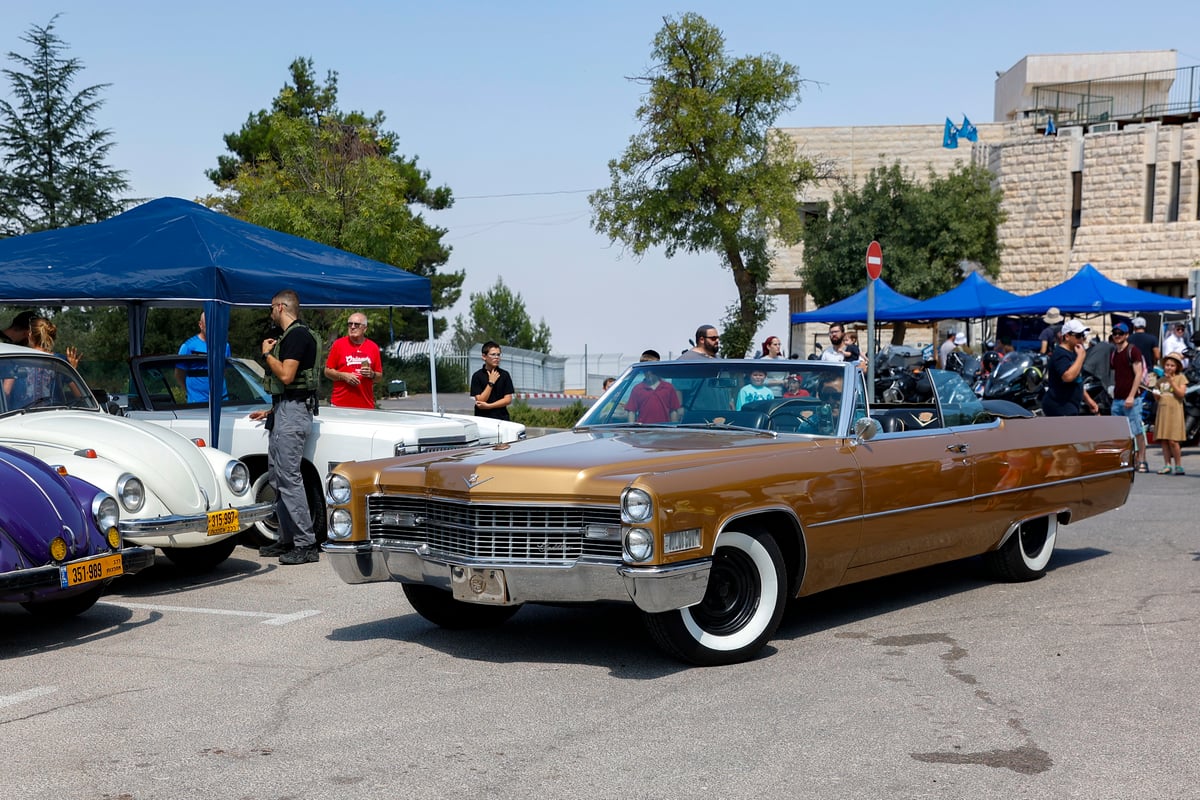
[946,443,968,453]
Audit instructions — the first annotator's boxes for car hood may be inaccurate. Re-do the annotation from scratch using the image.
[0,410,222,511]
[160,404,479,443]
[0,446,99,568]
[372,426,824,499]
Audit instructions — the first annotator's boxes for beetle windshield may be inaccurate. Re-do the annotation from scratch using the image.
[0,353,99,415]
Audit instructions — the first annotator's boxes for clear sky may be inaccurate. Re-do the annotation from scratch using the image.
[4,0,1199,361]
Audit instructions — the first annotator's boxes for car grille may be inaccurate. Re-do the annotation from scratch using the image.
[408,435,479,455]
[367,495,624,562]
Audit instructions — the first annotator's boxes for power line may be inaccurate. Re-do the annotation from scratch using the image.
[455,188,595,200]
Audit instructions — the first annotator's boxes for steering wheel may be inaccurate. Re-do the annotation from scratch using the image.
[766,405,820,433]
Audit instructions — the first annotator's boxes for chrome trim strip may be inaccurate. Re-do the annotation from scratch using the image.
[806,467,1131,529]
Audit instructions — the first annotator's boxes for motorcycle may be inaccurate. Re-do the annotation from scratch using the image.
[874,345,933,403]
[980,350,1048,413]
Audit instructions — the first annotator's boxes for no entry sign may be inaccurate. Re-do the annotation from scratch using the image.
[866,240,883,281]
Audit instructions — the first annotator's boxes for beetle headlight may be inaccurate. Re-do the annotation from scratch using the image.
[326,473,351,505]
[92,494,120,536]
[328,508,353,540]
[621,488,653,523]
[623,528,654,562]
[116,473,145,512]
[226,461,250,494]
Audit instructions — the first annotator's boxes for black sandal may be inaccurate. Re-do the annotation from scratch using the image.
[1137,462,1150,473]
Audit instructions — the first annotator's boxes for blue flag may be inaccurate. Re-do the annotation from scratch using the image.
[960,115,978,142]
[1045,116,1057,136]
[943,117,959,149]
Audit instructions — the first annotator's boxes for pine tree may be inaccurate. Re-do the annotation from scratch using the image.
[0,15,129,236]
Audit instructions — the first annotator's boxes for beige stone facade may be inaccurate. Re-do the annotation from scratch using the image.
[770,51,1200,356]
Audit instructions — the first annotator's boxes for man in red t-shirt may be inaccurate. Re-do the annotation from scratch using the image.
[626,366,681,423]
[324,312,383,408]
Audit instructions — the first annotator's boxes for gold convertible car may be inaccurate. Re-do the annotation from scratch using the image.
[324,360,1133,665]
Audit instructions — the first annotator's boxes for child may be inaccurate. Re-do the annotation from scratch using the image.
[1154,352,1188,475]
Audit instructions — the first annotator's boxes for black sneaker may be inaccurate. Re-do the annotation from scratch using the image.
[259,541,293,557]
[279,545,319,565]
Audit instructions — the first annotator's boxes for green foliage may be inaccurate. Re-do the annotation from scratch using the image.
[382,354,467,395]
[508,400,587,429]
[801,162,1006,306]
[450,276,552,352]
[205,58,462,341]
[589,13,816,357]
[0,15,129,236]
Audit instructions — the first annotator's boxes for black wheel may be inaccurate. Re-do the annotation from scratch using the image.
[643,530,787,666]
[402,584,522,629]
[983,516,1057,581]
[240,469,326,548]
[161,537,239,573]
[21,586,104,618]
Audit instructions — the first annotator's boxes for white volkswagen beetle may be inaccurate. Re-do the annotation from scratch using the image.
[121,355,525,546]
[0,344,272,571]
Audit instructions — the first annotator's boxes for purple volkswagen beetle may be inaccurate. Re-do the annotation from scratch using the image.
[0,445,155,617]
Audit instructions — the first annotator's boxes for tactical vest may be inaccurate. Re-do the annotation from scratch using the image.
[262,322,321,397]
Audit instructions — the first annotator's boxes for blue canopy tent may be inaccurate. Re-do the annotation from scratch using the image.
[0,197,433,447]
[789,278,919,323]
[895,272,1022,320]
[987,263,1191,316]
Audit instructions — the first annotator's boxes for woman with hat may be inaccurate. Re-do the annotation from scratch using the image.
[1039,307,1064,355]
[1153,352,1188,474]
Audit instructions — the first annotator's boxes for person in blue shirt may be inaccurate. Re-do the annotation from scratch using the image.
[737,368,775,410]
[175,311,231,402]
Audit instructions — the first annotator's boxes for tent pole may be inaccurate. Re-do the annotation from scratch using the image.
[427,310,438,412]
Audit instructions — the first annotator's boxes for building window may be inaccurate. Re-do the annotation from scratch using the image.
[1070,171,1082,247]
[1144,164,1156,223]
[1168,162,1180,222]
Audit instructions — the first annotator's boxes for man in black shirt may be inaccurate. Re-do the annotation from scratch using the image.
[469,341,514,420]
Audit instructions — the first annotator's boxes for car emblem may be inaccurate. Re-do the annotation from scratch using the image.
[464,473,493,489]
[915,412,937,427]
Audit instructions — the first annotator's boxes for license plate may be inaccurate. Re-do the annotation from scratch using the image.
[59,553,124,588]
[207,508,241,536]
[450,566,508,604]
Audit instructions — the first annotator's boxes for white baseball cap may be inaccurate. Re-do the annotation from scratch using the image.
[1061,319,1089,335]
[954,332,967,345]
[1132,316,1147,328]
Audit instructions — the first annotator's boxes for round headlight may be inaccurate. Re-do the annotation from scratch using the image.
[116,473,145,512]
[623,528,654,562]
[226,461,250,494]
[92,494,120,536]
[621,488,653,523]
[326,473,351,506]
[329,508,353,540]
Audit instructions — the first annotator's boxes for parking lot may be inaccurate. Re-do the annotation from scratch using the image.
[2,461,1198,800]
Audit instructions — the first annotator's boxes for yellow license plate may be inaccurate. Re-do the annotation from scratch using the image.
[59,553,124,588]
[207,508,241,536]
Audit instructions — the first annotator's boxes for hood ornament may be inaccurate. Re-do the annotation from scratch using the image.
[464,473,493,489]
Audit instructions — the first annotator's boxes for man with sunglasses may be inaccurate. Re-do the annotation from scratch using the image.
[1042,318,1100,417]
[324,312,382,409]
[681,324,720,359]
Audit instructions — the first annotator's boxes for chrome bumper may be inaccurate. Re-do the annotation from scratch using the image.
[0,545,155,596]
[323,540,712,614]
[118,501,275,536]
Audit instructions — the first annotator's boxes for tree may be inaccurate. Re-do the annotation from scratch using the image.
[0,15,129,236]
[589,13,817,357]
[205,58,462,342]
[450,277,552,353]
[800,161,1006,329]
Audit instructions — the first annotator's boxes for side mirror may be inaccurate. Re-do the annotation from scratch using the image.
[854,416,881,442]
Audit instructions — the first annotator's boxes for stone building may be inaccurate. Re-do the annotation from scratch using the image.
[770,50,1200,354]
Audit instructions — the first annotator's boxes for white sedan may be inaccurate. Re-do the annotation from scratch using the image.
[122,355,525,545]
[0,344,273,571]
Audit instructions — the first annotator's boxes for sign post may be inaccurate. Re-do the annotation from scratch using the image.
[865,240,883,395]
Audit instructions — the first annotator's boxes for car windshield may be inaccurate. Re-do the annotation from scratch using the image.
[0,353,99,415]
[132,356,272,411]
[579,359,857,436]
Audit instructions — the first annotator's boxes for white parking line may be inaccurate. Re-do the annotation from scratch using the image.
[0,686,57,708]
[101,601,321,626]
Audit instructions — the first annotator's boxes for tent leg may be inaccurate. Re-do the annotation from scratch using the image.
[427,311,438,412]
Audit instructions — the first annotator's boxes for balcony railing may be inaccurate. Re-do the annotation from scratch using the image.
[1031,64,1200,130]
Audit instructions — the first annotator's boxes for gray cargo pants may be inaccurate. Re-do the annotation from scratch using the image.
[268,396,316,548]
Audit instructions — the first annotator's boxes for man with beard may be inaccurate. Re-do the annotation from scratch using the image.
[681,325,720,359]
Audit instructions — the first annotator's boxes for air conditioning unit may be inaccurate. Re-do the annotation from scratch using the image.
[1059,126,1084,139]
[1088,122,1119,134]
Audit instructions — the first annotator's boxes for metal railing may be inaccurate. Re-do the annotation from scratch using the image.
[1032,64,1200,129]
